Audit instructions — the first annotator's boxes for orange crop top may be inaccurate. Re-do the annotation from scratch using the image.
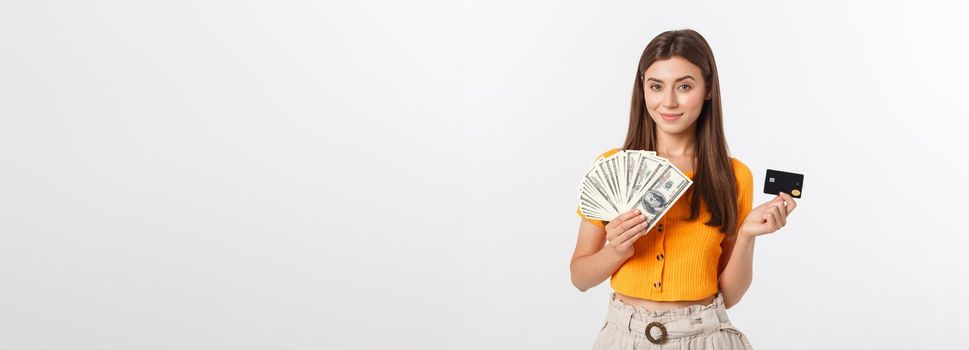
[576,148,753,301]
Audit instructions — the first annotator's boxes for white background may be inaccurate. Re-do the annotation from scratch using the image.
[2,1,968,349]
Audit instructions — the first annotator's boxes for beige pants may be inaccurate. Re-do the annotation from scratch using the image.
[592,291,753,349]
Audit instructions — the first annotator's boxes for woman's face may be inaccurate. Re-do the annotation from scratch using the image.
[642,56,711,135]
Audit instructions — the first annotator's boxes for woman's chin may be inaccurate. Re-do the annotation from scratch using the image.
[654,123,691,135]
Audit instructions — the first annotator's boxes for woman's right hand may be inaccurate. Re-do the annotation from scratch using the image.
[603,208,648,261]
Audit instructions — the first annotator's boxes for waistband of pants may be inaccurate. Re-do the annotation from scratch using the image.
[605,291,734,341]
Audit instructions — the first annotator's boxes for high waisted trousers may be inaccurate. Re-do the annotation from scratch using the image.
[592,291,753,349]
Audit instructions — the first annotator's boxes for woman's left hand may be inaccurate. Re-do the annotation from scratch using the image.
[739,192,797,239]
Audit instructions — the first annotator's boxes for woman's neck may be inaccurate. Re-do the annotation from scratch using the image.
[655,125,697,157]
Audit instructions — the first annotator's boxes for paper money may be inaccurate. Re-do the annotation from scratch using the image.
[578,150,692,233]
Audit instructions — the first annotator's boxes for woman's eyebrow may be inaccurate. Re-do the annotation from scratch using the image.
[645,75,695,83]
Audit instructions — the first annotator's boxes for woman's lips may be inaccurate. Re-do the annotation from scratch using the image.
[660,113,682,121]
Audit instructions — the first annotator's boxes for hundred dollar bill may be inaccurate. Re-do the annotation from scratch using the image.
[577,149,691,226]
[580,165,620,219]
[580,186,614,220]
[631,163,693,232]
[624,152,665,206]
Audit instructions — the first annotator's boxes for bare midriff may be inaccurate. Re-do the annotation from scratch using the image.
[613,291,717,312]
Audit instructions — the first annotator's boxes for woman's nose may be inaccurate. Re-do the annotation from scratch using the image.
[663,91,678,108]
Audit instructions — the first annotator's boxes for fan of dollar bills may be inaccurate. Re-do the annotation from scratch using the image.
[578,149,693,231]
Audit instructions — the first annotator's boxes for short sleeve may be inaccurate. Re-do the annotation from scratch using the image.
[732,157,754,224]
[575,148,621,229]
[577,207,606,228]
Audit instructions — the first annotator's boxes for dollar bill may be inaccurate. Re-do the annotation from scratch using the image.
[630,163,692,232]
[577,149,692,228]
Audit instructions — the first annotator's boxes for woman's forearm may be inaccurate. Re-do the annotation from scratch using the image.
[571,247,627,292]
[717,233,756,308]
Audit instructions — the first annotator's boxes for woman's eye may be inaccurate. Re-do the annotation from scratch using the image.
[678,84,691,90]
[649,85,661,91]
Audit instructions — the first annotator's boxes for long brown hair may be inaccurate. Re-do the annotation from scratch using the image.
[622,29,739,238]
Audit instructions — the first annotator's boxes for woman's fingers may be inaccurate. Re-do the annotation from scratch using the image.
[765,209,777,231]
[769,206,784,230]
[772,195,785,208]
[778,192,798,215]
[619,213,646,232]
[617,225,646,248]
[618,232,643,249]
[605,210,644,243]
[617,220,648,244]
[607,209,642,231]
[749,194,795,236]
[771,204,786,227]
[756,195,784,212]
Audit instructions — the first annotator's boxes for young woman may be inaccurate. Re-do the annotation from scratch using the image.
[570,29,797,349]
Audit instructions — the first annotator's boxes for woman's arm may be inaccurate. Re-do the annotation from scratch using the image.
[570,220,626,292]
[570,210,646,291]
[718,193,797,308]
[717,233,756,309]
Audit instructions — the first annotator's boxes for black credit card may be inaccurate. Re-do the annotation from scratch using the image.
[764,169,804,198]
